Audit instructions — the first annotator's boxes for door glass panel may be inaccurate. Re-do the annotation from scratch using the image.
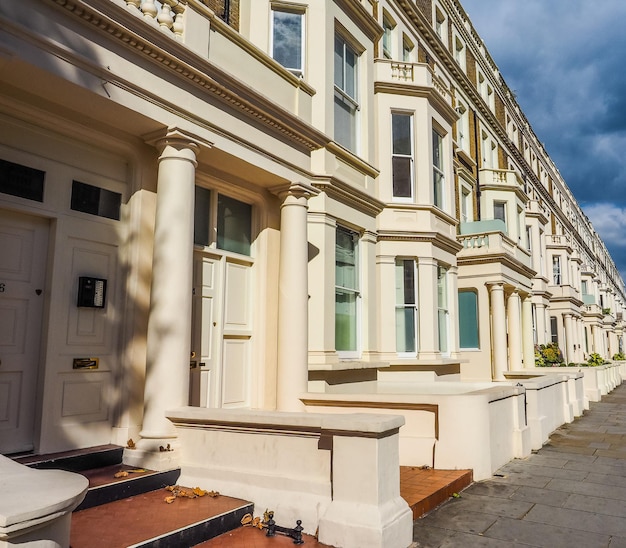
[217,195,251,255]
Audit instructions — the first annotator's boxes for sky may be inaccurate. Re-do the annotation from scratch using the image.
[459,0,626,284]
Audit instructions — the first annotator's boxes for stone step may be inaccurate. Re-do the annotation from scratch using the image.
[76,464,181,510]
[70,485,253,548]
[14,444,124,472]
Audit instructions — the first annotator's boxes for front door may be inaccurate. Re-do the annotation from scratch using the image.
[0,210,48,454]
[190,251,252,408]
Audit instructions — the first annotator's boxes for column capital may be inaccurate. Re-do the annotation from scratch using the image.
[270,181,320,202]
[487,282,505,292]
[143,126,213,156]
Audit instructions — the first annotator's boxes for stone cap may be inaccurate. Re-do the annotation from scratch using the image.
[0,455,88,531]
[167,407,404,436]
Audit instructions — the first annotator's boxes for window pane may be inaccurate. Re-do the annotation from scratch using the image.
[334,35,344,90]
[217,194,251,255]
[0,159,45,202]
[392,157,412,198]
[459,291,479,348]
[194,186,211,246]
[334,94,357,151]
[396,307,416,353]
[392,114,411,155]
[433,169,444,207]
[345,45,357,99]
[273,10,302,72]
[438,309,448,353]
[71,180,121,220]
[336,289,357,351]
[336,228,357,290]
[432,130,443,168]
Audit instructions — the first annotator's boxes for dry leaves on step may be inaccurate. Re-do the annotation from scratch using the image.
[164,485,220,503]
[113,468,146,478]
[241,513,263,529]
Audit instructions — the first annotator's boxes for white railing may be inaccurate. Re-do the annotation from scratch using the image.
[125,0,185,38]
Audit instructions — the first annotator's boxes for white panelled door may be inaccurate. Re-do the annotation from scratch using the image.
[0,210,48,454]
[191,251,252,408]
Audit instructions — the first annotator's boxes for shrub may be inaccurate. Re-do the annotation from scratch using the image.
[535,343,564,367]
[612,351,626,361]
[584,353,607,367]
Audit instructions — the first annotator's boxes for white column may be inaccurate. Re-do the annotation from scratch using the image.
[273,182,319,411]
[490,283,508,380]
[592,324,602,356]
[564,313,574,363]
[507,290,522,370]
[522,295,535,368]
[125,128,210,470]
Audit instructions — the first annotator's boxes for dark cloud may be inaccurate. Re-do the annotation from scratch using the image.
[461,0,626,280]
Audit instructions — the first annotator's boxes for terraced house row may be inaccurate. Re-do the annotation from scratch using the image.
[0,0,624,546]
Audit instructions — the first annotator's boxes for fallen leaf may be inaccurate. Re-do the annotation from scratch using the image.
[192,487,208,497]
[114,471,129,478]
[241,513,253,525]
[164,495,176,504]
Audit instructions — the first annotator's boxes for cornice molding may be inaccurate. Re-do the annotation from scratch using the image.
[44,0,329,152]
[374,81,458,124]
[333,0,384,43]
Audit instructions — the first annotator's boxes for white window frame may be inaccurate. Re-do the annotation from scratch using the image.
[391,111,414,202]
[494,200,507,228]
[382,12,395,59]
[552,255,562,285]
[334,32,360,153]
[437,265,450,355]
[402,34,415,62]
[395,259,419,356]
[455,99,470,153]
[335,226,361,358]
[432,127,446,209]
[481,130,498,169]
[434,4,447,43]
[460,182,473,224]
[270,5,305,76]
[453,32,466,71]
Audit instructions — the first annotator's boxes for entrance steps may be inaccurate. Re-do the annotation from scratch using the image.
[13,447,473,546]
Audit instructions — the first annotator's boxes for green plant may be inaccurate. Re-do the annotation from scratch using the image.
[613,351,626,361]
[585,353,607,367]
[535,343,564,367]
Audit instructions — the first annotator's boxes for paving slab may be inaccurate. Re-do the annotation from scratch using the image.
[414,382,626,547]
[482,515,610,548]
[509,485,571,507]
[524,504,626,537]
[564,493,626,518]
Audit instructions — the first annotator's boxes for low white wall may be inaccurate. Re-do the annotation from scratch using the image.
[304,384,531,481]
[511,375,567,450]
[166,408,413,548]
[530,363,622,409]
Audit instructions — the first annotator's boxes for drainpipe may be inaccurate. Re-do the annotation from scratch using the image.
[473,109,481,220]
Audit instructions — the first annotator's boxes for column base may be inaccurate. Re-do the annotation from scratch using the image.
[123,437,181,471]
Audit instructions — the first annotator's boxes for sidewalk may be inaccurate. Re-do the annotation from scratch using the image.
[413,381,626,547]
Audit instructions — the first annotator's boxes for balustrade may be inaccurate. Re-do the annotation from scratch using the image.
[125,0,185,38]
